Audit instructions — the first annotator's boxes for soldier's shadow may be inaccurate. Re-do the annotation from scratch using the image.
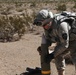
[20,67,41,75]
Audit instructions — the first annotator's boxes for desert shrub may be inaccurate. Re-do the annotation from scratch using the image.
[16,8,24,12]
[28,10,36,26]
[30,2,36,7]
[15,2,22,7]
[9,15,26,38]
[73,2,76,8]
[71,2,76,11]
[73,0,76,2]
[24,14,32,25]
[0,16,14,42]
[56,3,66,12]
[0,9,36,42]
[0,14,32,42]
[22,10,35,31]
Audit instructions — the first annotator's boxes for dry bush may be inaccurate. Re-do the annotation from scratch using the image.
[0,16,14,42]
[72,2,76,11]
[56,3,66,12]
[9,15,26,38]
[0,14,33,42]
[73,3,76,8]
[30,2,36,7]
[0,3,36,42]
[0,2,75,42]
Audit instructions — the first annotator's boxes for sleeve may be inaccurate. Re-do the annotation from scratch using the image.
[60,22,69,48]
[53,22,70,57]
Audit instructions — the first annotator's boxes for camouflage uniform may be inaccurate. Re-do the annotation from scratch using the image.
[34,10,76,75]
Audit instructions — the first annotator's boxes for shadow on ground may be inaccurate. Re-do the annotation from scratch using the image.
[20,67,42,75]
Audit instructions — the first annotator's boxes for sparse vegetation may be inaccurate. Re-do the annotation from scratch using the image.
[30,2,36,7]
[0,15,26,42]
[56,3,66,12]
[0,1,75,42]
[73,2,76,8]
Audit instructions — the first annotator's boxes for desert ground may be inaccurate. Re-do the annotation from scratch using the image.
[0,26,75,75]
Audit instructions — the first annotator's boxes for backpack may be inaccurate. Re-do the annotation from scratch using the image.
[54,12,76,34]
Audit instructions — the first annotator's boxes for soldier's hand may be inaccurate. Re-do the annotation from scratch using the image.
[45,52,54,63]
[37,46,41,55]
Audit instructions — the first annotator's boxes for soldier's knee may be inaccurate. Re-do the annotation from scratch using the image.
[58,69,65,75]
[57,67,65,71]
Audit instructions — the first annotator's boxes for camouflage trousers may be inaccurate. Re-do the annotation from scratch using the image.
[54,40,76,73]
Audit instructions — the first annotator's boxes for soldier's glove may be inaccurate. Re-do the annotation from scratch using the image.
[37,46,41,55]
[45,52,54,63]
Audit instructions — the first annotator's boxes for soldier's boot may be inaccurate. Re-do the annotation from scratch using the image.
[58,69,65,75]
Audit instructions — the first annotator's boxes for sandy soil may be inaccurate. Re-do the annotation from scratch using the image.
[0,29,75,75]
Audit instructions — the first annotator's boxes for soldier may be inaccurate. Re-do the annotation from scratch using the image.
[33,9,76,75]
